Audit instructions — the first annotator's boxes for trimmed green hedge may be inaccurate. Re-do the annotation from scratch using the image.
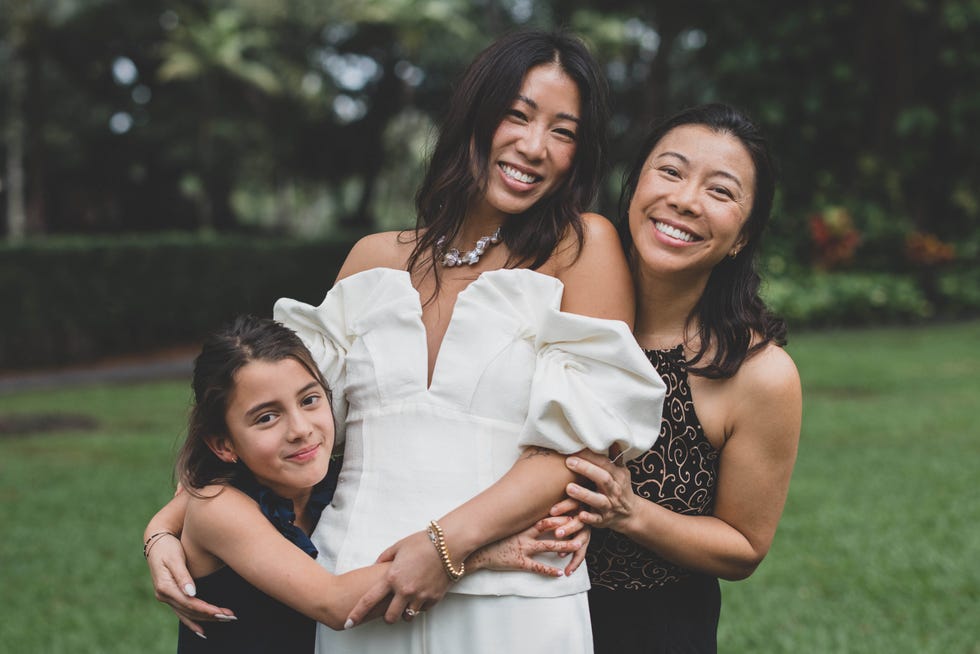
[0,234,355,370]
[3,234,977,369]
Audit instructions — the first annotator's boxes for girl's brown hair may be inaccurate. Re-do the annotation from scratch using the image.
[174,315,329,494]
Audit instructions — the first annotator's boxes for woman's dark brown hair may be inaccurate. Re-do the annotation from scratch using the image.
[407,29,610,284]
[175,315,329,493]
[618,103,787,378]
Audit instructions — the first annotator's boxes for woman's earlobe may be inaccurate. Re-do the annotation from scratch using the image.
[729,235,748,258]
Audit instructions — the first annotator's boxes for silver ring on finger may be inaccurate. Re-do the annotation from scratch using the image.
[404,608,418,618]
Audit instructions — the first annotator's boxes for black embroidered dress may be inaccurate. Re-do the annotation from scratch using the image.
[587,346,721,654]
[176,464,338,654]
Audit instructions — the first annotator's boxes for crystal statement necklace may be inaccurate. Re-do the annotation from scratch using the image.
[437,227,502,267]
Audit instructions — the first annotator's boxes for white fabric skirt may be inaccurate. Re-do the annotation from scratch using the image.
[316,591,593,654]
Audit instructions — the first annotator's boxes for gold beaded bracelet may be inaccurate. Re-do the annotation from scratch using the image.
[143,530,178,559]
[427,520,465,582]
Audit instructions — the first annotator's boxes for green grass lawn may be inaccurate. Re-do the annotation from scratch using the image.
[1,321,978,653]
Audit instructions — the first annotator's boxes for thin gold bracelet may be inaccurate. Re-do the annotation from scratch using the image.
[143,530,178,559]
[427,520,465,581]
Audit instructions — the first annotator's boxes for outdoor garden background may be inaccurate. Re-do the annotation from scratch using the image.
[1,1,977,652]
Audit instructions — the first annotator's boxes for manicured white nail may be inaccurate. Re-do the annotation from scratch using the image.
[184,583,197,597]
[344,619,355,630]
[195,632,207,640]
[214,614,237,621]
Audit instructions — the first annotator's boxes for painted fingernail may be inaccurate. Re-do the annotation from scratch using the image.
[344,619,354,630]
[183,583,197,597]
[195,632,207,640]
[214,614,237,621]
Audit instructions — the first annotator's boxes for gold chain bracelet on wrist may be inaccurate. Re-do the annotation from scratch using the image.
[427,520,465,582]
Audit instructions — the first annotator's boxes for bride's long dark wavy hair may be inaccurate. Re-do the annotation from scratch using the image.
[618,103,787,379]
[407,29,610,283]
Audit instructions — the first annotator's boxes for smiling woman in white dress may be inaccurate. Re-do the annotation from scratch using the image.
[146,30,666,654]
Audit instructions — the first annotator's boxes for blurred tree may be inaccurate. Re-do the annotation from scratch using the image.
[1,0,976,275]
[263,0,489,231]
[2,0,110,241]
[157,4,284,230]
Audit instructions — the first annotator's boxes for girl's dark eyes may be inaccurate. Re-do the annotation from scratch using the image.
[660,167,680,177]
[507,109,527,121]
[256,412,276,425]
[554,128,577,140]
[301,393,321,407]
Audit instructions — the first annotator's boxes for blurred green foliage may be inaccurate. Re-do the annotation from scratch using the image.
[2,0,978,335]
[2,234,976,368]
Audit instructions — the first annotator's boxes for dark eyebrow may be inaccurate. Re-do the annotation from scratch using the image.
[245,400,277,418]
[655,151,743,190]
[296,381,320,396]
[245,381,320,417]
[516,95,580,124]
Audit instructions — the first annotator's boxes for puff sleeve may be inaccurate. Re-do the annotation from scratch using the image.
[273,289,352,444]
[518,309,665,461]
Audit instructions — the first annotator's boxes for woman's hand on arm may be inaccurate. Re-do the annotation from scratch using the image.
[144,492,235,635]
[470,515,591,577]
[561,449,640,533]
[345,508,593,628]
[561,347,802,580]
[345,529,449,626]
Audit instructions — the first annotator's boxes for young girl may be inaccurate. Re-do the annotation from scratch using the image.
[160,315,587,652]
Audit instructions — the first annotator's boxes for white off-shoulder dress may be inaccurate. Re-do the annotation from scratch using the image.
[274,267,666,654]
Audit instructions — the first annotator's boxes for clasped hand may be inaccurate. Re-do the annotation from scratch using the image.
[345,515,590,628]
[552,448,637,531]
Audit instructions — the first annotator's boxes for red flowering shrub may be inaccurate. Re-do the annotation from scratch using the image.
[809,206,861,269]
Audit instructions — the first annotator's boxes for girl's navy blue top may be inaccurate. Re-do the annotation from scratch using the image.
[176,461,339,654]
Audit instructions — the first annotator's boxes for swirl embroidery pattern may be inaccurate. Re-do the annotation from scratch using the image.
[587,346,719,590]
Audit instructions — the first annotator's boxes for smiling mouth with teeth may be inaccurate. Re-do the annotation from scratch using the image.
[654,221,701,243]
[500,163,541,184]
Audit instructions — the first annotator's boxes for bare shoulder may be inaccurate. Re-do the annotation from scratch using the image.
[549,213,634,324]
[551,212,623,271]
[185,485,252,522]
[728,343,802,444]
[738,343,801,400]
[184,485,270,551]
[336,230,417,281]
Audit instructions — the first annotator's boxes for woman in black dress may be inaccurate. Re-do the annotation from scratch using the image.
[554,103,802,653]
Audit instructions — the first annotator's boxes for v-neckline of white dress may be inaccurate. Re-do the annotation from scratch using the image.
[364,267,548,393]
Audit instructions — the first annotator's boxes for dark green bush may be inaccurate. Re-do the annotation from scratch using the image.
[0,234,355,370]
